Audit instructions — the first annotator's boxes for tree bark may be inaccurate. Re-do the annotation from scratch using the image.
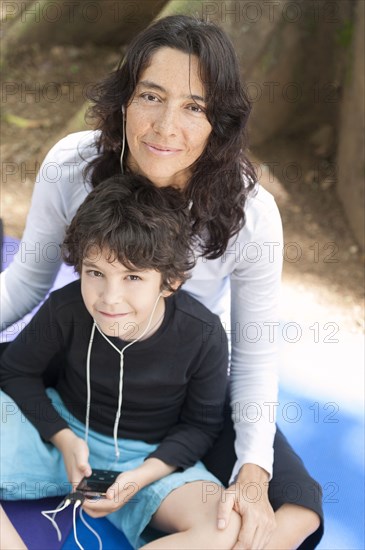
[2,0,169,62]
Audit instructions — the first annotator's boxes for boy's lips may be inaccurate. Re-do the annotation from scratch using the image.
[98,311,130,318]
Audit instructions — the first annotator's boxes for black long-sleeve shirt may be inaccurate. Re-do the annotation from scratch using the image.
[0,281,228,469]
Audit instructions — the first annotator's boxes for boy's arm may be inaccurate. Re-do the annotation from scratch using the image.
[146,320,228,470]
[1,301,92,486]
[0,296,69,440]
[125,457,176,486]
[82,456,177,518]
[51,428,92,486]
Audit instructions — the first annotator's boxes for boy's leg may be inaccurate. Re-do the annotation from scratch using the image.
[268,429,323,549]
[0,391,70,500]
[140,481,241,549]
[0,505,27,550]
[202,390,323,549]
[263,504,321,550]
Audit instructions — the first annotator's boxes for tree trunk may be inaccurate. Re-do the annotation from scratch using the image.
[2,0,169,63]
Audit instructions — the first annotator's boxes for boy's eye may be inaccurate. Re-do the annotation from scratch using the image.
[127,275,141,281]
[86,269,103,278]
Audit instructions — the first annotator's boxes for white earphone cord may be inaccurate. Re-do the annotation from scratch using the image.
[85,292,163,459]
[41,498,102,550]
[41,498,70,542]
[120,106,126,174]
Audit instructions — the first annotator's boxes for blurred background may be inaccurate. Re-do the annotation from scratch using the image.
[1,0,364,548]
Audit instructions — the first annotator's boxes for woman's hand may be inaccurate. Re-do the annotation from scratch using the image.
[50,429,91,488]
[217,463,276,549]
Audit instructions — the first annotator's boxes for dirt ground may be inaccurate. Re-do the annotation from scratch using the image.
[1,44,364,335]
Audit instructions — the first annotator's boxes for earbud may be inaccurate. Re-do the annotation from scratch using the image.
[160,287,172,298]
[122,105,125,116]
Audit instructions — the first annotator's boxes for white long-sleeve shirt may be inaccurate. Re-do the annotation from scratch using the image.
[0,131,283,480]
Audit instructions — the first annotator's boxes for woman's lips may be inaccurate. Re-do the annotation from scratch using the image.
[144,142,182,155]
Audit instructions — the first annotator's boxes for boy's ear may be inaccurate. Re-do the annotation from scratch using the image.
[161,279,181,297]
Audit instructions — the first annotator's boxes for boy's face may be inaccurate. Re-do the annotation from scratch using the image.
[81,247,168,341]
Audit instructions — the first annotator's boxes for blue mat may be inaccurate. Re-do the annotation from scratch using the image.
[1,498,72,550]
[62,512,132,549]
[277,387,364,550]
[1,497,132,550]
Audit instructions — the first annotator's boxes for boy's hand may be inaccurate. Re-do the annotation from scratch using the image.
[83,458,176,518]
[82,469,142,518]
[50,428,91,487]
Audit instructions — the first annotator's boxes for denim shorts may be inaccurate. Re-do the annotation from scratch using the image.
[0,389,221,548]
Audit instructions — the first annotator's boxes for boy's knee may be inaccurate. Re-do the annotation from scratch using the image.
[216,509,241,548]
[199,508,241,549]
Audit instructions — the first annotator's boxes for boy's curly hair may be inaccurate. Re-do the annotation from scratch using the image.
[62,174,195,291]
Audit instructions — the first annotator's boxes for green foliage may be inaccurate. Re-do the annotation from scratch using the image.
[158,0,203,18]
[336,20,354,49]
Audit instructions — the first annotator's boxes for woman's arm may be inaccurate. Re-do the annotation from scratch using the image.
[0,131,95,330]
[229,186,283,481]
[213,186,283,549]
[184,185,283,479]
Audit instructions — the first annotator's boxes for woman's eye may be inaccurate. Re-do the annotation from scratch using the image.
[141,93,159,103]
[127,275,141,281]
[188,104,205,114]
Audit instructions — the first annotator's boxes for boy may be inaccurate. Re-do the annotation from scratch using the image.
[0,175,240,548]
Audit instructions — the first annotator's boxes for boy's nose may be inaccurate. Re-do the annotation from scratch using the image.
[100,282,123,305]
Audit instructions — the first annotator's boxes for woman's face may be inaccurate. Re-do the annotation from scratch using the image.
[126,47,212,189]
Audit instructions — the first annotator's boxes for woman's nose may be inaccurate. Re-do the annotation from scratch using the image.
[152,105,179,136]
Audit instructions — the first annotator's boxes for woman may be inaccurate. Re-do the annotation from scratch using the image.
[0,15,322,548]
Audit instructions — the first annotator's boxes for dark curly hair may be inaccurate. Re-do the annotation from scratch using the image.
[85,15,256,259]
[62,174,195,292]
